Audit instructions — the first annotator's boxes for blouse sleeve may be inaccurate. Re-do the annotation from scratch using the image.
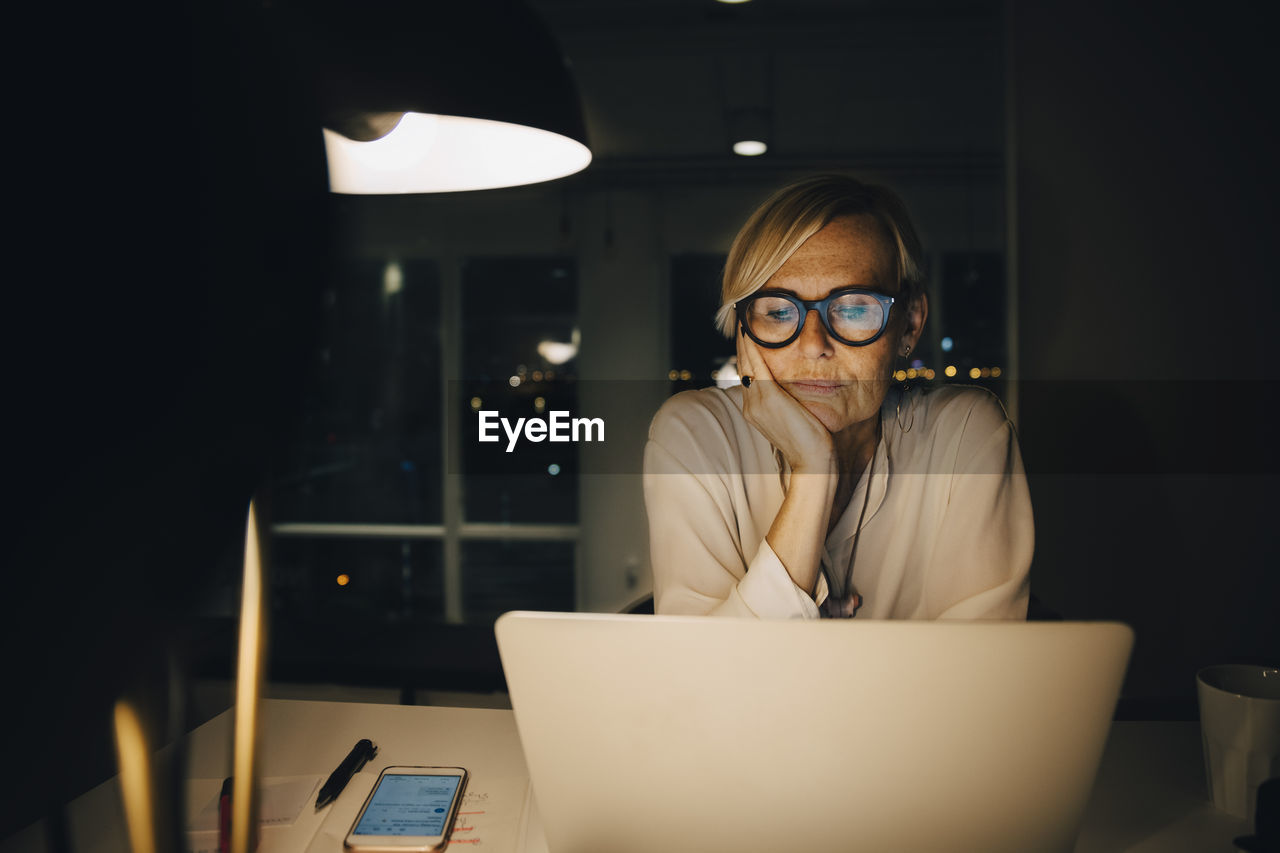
[926,391,1034,619]
[643,394,822,619]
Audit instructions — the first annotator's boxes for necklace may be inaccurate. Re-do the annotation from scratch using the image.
[773,412,883,619]
[819,432,877,619]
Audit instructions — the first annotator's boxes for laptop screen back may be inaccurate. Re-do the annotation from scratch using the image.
[496,612,1132,853]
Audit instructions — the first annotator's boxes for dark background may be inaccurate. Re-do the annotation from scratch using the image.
[4,0,1278,837]
[1012,0,1279,712]
[6,0,331,835]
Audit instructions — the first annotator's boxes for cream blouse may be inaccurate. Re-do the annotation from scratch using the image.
[642,384,1032,619]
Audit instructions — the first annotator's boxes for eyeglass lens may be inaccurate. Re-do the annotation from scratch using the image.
[744,293,886,344]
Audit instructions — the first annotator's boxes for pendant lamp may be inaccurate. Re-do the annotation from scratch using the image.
[288,0,592,194]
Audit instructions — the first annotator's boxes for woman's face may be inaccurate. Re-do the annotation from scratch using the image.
[751,214,926,435]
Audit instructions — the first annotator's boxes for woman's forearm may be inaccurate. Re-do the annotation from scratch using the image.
[764,468,837,597]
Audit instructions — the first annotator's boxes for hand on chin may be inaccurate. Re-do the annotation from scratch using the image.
[799,400,843,433]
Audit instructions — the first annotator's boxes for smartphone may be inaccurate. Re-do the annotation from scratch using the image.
[343,765,469,852]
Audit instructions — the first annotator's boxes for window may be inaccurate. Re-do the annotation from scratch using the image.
[460,258,579,524]
[273,258,443,524]
[935,251,1007,395]
[669,254,731,392]
[270,256,578,636]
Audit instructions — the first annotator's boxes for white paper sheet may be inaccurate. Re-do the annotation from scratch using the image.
[185,776,323,853]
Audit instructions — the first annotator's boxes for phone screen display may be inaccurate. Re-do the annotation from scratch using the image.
[352,774,462,837]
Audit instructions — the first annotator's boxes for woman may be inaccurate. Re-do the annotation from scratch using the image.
[643,174,1032,619]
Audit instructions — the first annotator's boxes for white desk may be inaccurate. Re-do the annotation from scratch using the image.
[1076,721,1252,852]
[2,700,1253,853]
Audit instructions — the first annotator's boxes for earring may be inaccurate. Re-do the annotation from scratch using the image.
[903,345,912,357]
[896,386,915,433]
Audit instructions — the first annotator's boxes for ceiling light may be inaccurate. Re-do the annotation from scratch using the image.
[727,108,771,158]
[536,328,580,365]
[290,0,592,194]
[325,114,591,194]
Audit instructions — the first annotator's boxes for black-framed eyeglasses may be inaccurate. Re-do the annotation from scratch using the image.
[735,288,896,348]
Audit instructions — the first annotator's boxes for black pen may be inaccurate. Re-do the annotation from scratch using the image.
[316,738,378,809]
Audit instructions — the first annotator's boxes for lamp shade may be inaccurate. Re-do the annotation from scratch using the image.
[289,0,591,193]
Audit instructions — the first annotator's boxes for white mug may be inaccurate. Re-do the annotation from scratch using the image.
[1196,664,1280,821]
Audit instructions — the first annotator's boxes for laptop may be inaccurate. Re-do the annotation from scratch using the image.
[495,612,1132,853]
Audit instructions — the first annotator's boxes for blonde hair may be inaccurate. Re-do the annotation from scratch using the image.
[714,174,926,337]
